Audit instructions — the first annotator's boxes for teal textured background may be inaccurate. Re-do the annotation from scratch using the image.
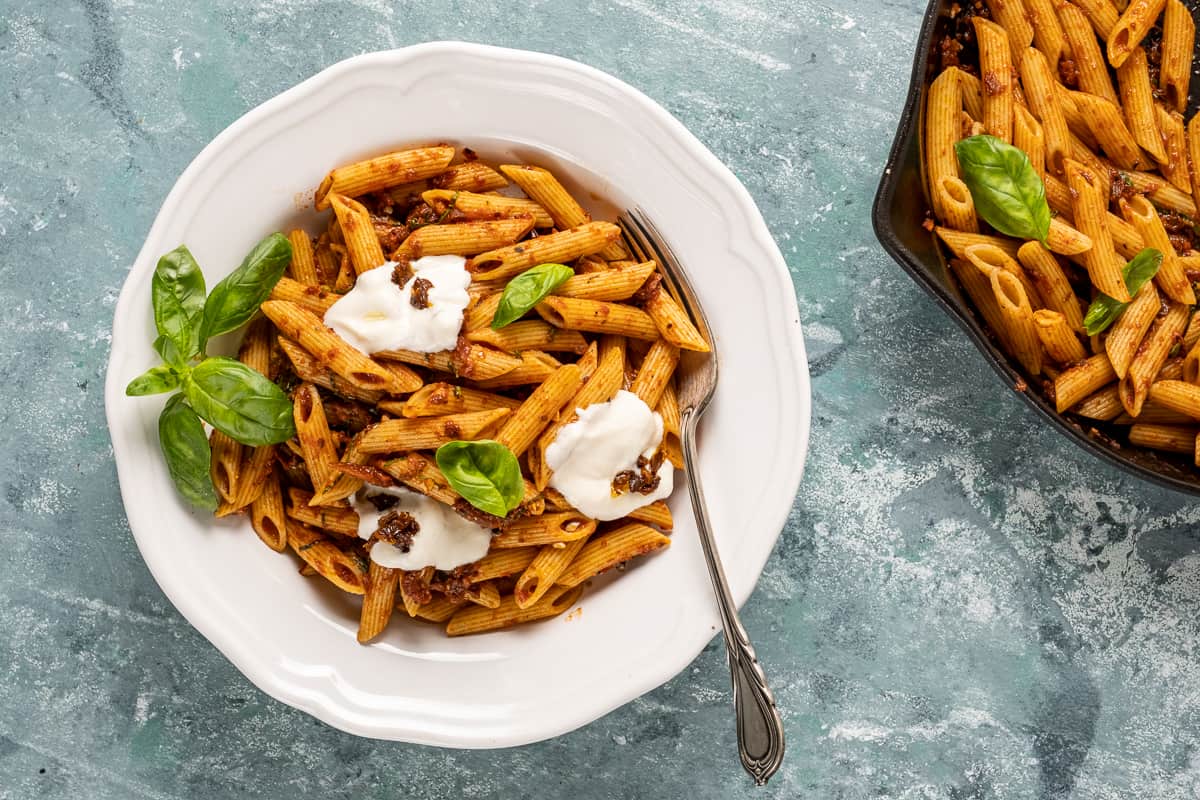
[3,1,1200,798]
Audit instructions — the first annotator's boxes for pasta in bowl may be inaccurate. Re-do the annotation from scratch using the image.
[127,145,704,640]
[105,44,809,746]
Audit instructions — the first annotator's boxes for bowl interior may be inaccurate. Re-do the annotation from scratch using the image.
[873,0,1200,495]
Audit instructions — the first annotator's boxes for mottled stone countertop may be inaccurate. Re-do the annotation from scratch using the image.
[3,1,1199,798]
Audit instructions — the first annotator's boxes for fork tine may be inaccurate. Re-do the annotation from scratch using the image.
[621,209,683,303]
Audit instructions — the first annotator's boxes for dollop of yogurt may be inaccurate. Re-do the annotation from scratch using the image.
[323,255,470,354]
[353,485,492,570]
[545,390,674,520]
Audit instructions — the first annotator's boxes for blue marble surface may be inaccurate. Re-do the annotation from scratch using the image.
[3,1,1200,798]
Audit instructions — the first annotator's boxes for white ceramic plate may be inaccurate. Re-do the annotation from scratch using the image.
[105,43,810,748]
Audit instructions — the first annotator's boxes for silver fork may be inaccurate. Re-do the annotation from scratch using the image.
[617,209,785,786]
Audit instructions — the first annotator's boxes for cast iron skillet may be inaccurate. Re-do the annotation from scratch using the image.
[872,0,1200,495]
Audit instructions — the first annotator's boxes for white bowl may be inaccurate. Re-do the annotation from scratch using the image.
[104,43,810,748]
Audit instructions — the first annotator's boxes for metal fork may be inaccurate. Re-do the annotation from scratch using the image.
[618,209,785,786]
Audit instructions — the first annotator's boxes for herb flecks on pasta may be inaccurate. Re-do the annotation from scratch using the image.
[926,0,1200,470]
[134,146,706,638]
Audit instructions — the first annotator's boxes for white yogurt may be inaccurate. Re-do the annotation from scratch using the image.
[323,255,470,355]
[545,390,674,521]
[353,485,492,570]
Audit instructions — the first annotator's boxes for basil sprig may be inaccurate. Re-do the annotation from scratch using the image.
[491,263,575,329]
[435,440,524,517]
[126,233,295,508]
[955,135,1051,246]
[159,395,218,512]
[1083,248,1163,335]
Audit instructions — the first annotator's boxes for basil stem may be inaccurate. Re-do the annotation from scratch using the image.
[954,135,1051,246]
[199,232,292,349]
[435,440,524,517]
[158,394,218,511]
[152,245,207,360]
[183,357,295,446]
[491,263,575,329]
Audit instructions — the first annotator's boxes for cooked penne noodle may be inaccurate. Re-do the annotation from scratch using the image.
[315,146,455,209]
[986,0,1036,65]
[472,547,540,582]
[1184,340,1200,385]
[463,291,503,331]
[375,343,521,382]
[466,321,589,354]
[392,216,535,260]
[277,336,385,404]
[555,523,671,588]
[629,339,680,409]
[927,69,978,231]
[1120,302,1190,415]
[286,521,366,594]
[309,434,369,507]
[514,535,591,609]
[1058,88,1104,151]
[656,381,684,469]
[989,268,1043,374]
[493,363,583,457]
[1018,48,1072,173]
[643,284,712,351]
[1106,281,1161,378]
[956,67,985,121]
[554,261,657,301]
[465,581,501,609]
[966,243,1044,308]
[287,229,319,285]
[974,17,1015,142]
[1013,99,1047,181]
[1116,49,1168,163]
[1150,380,1200,419]
[1046,217,1094,256]
[1119,195,1196,304]
[491,511,596,549]
[536,295,660,341]
[209,430,242,504]
[1075,0,1121,37]
[269,276,340,316]
[1113,398,1197,423]
[1026,0,1070,63]
[421,189,553,228]
[1069,91,1145,169]
[445,584,582,636]
[471,350,563,390]
[951,258,1014,351]
[936,227,1022,260]
[286,488,358,537]
[262,301,399,392]
[380,452,460,506]
[400,567,435,617]
[471,222,621,282]
[358,409,511,454]
[398,382,522,417]
[499,164,627,260]
[1017,242,1084,332]
[1055,354,1118,411]
[1033,310,1087,363]
[1155,105,1191,192]
[1060,3,1120,102]
[1072,384,1125,419]
[293,383,339,496]
[430,161,509,193]
[1066,159,1129,301]
[250,468,287,551]
[1107,0,1166,67]
[358,562,399,643]
[1128,423,1196,452]
[329,193,386,275]
[628,500,674,530]
[413,595,465,623]
[1160,0,1195,112]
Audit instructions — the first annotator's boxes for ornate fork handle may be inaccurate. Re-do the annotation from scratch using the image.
[682,408,785,785]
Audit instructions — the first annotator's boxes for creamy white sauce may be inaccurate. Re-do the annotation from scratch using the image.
[353,485,492,570]
[545,390,674,521]
[323,255,470,355]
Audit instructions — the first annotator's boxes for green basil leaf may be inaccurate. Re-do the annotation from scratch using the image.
[152,334,186,370]
[199,233,292,348]
[1083,248,1163,335]
[491,263,575,329]
[183,357,295,446]
[152,245,207,359]
[955,135,1051,245]
[435,440,524,517]
[158,394,218,511]
[126,365,182,396]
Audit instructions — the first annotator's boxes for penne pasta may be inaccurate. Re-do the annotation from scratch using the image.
[1055,354,1118,411]
[537,296,661,341]
[1160,0,1195,112]
[1060,3,1120,103]
[262,301,400,392]
[493,363,583,458]
[554,261,658,302]
[1119,195,1196,304]
[358,561,399,643]
[1066,159,1129,301]
[1107,0,1167,67]
[421,189,553,228]
[1106,281,1161,378]
[250,468,287,552]
[358,409,512,454]
[1026,0,1070,64]
[499,164,627,260]
[1128,423,1197,452]
[429,161,509,193]
[1116,49,1167,163]
[465,321,589,354]
[1155,105,1191,193]
[392,216,535,260]
[286,520,367,594]
[926,68,978,231]
[471,222,622,282]
[1033,309,1087,363]
[1149,380,1200,419]
[642,283,712,351]
[315,146,455,209]
[445,584,582,636]
[629,339,680,409]
[974,17,1016,142]
[1120,302,1190,415]
[269,276,340,316]
[287,229,320,285]
[514,536,590,608]
[555,523,671,588]
[329,193,386,275]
